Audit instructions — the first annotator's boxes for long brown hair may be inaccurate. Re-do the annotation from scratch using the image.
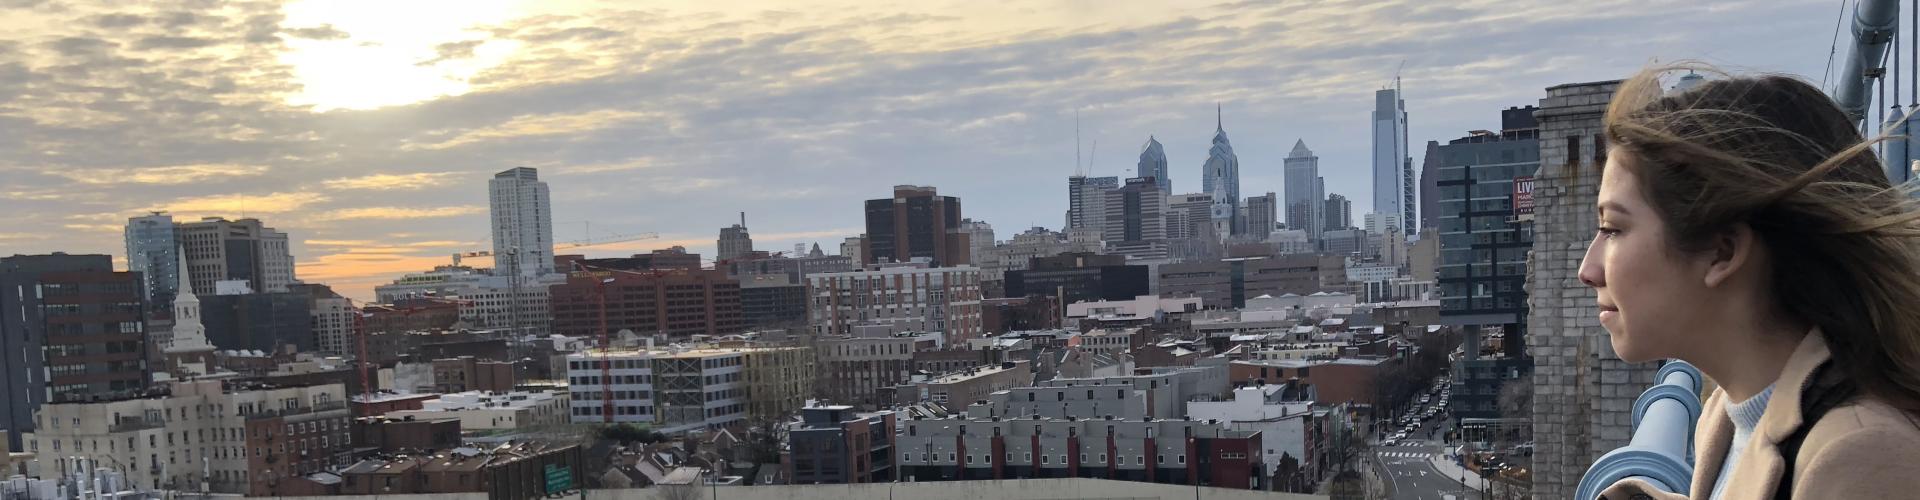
[1603,62,1920,413]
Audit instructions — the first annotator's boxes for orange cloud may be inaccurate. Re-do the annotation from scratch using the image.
[316,205,484,221]
[320,172,463,191]
[47,164,270,185]
[161,192,330,215]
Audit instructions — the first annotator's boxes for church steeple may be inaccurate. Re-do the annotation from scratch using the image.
[164,245,216,379]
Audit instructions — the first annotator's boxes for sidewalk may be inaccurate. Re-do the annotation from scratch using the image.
[1428,452,1490,492]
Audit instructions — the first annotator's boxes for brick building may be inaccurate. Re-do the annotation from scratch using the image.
[432,356,516,393]
[548,268,743,340]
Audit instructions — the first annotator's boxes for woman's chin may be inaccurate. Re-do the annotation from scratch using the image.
[1606,329,1660,363]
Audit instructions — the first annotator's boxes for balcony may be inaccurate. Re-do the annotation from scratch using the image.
[1576,361,1702,500]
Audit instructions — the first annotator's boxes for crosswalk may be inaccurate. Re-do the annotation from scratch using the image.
[1379,451,1435,459]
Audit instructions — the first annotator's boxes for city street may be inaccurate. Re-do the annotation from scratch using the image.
[1369,384,1480,500]
[1375,444,1473,500]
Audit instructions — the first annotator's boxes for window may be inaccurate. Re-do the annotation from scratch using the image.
[903,453,911,462]
[1099,453,1107,463]
[1080,453,1087,463]
[1024,452,1031,463]
[1178,455,1186,464]
[1040,455,1049,464]
[1137,456,1145,465]
[1157,455,1165,464]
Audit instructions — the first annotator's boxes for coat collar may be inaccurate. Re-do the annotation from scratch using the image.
[1689,328,1832,500]
[1756,328,1834,443]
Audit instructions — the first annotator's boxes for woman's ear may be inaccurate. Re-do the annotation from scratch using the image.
[1702,223,1756,288]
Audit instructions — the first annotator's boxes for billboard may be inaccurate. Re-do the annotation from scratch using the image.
[1513,176,1536,218]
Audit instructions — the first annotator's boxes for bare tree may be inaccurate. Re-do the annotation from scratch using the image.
[1494,380,1533,451]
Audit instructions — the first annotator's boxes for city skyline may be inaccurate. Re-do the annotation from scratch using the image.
[0,0,1841,301]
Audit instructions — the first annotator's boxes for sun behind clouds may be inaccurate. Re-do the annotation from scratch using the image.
[276,0,529,111]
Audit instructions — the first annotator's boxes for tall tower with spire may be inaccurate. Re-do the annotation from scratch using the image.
[1201,104,1243,236]
[163,246,217,379]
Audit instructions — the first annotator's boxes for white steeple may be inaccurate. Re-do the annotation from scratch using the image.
[166,246,213,354]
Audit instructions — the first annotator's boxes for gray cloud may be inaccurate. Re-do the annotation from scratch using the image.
[284,23,348,40]
[0,0,1847,300]
[134,35,217,50]
[416,39,484,67]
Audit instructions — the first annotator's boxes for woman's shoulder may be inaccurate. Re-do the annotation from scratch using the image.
[1793,394,1920,492]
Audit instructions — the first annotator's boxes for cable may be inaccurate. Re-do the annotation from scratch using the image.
[1824,0,1849,89]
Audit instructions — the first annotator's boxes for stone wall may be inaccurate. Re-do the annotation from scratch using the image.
[1526,80,1663,500]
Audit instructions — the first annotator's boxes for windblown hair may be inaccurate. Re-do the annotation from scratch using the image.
[1604,62,1920,412]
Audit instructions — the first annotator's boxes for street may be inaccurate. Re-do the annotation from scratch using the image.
[1369,388,1480,500]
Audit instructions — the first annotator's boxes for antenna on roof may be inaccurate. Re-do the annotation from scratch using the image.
[1074,109,1084,177]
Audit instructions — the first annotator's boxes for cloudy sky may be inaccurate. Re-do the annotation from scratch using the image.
[0,0,1844,301]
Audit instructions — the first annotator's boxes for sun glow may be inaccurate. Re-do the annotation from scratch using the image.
[277,0,528,111]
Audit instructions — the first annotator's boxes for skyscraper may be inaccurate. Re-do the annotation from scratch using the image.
[1373,84,1413,234]
[1103,177,1168,244]
[125,211,178,313]
[1283,140,1326,240]
[863,185,970,266]
[175,217,296,295]
[1419,140,1442,238]
[1324,193,1353,231]
[1067,175,1119,233]
[1201,105,1243,235]
[719,213,754,262]
[1245,193,1278,237]
[1137,136,1170,193]
[1434,105,1539,453]
[489,167,555,278]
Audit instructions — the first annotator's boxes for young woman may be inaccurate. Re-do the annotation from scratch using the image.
[1582,65,1920,500]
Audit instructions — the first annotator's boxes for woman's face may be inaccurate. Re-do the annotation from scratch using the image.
[1579,159,1713,363]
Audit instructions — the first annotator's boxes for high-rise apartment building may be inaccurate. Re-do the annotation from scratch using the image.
[1245,193,1278,237]
[1283,140,1325,240]
[175,217,295,295]
[1324,194,1353,232]
[863,185,970,266]
[489,167,556,279]
[1067,175,1119,235]
[0,253,149,449]
[124,212,178,313]
[1103,177,1167,246]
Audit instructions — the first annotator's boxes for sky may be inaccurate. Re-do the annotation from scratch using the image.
[0,0,1848,302]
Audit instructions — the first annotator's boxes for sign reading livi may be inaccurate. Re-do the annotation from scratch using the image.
[1513,176,1535,218]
